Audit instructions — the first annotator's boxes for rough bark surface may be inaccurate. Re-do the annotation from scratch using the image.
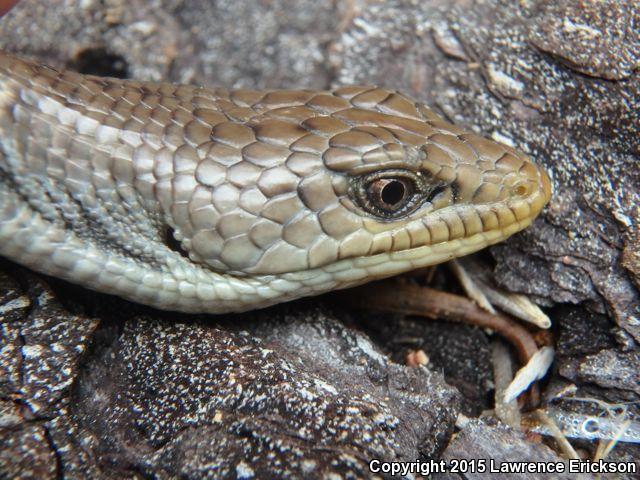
[0,0,638,478]
[0,265,459,478]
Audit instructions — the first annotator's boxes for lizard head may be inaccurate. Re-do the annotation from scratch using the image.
[173,86,551,289]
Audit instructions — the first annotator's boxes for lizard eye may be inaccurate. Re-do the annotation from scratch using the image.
[368,177,413,213]
[350,169,444,219]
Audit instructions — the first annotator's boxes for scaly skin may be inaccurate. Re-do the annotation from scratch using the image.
[0,52,551,312]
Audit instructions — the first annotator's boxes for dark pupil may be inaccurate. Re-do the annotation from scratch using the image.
[380,180,405,206]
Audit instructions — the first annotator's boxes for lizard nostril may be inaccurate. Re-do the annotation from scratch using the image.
[512,183,529,197]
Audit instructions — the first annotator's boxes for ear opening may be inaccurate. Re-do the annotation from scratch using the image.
[164,227,189,259]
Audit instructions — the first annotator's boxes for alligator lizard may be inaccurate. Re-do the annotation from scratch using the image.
[0,52,551,313]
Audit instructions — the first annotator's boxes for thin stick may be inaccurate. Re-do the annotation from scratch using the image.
[341,281,539,364]
[534,410,581,460]
[492,339,521,427]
